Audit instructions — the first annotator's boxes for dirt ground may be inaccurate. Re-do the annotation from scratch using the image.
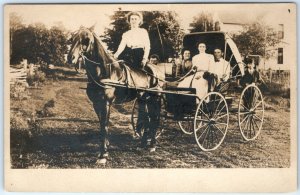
[10,68,291,168]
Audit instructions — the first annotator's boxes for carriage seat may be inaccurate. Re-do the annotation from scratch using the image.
[144,64,165,88]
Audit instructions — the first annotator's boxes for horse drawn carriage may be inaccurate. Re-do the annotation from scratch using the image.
[68,27,264,163]
[131,31,265,151]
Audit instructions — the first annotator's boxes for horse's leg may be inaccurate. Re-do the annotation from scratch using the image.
[86,87,110,163]
[99,101,110,159]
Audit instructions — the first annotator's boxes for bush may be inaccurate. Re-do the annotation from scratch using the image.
[10,81,29,99]
[27,70,46,86]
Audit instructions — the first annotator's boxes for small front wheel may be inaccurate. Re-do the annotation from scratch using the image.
[194,92,229,151]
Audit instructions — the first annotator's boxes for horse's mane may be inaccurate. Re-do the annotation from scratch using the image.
[92,32,114,66]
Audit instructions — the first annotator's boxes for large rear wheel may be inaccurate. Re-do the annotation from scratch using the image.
[238,84,264,141]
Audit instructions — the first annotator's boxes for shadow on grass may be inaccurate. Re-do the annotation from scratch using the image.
[10,127,136,168]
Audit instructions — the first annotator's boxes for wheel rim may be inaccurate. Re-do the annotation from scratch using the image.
[238,84,264,141]
[238,85,264,141]
[194,92,229,151]
[178,115,194,135]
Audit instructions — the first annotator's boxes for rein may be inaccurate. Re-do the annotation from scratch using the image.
[80,54,128,89]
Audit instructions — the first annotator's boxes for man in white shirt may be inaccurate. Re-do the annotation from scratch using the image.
[210,48,230,82]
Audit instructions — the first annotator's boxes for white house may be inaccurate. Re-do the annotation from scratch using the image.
[215,12,293,71]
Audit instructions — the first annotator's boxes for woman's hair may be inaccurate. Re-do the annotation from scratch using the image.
[150,54,160,61]
[181,48,191,60]
[126,11,143,25]
[197,42,206,47]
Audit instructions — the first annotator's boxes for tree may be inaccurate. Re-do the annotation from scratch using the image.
[101,9,184,61]
[189,12,214,33]
[232,21,280,57]
[10,22,68,66]
[10,12,25,59]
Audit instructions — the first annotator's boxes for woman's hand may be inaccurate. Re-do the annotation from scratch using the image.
[113,53,119,60]
[142,58,148,67]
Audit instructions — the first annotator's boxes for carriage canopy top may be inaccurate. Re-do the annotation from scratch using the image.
[182,31,244,75]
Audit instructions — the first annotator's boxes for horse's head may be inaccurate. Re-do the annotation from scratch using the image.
[67,26,95,65]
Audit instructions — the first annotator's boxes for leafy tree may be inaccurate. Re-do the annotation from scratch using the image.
[232,21,280,57]
[10,22,68,66]
[10,12,25,59]
[189,12,214,33]
[101,9,184,61]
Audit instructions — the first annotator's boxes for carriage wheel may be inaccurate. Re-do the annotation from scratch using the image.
[131,97,165,139]
[238,84,264,141]
[194,92,229,151]
[178,116,194,135]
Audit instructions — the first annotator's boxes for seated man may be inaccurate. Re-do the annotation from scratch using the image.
[206,48,231,92]
[240,57,261,87]
[149,54,160,65]
[210,48,230,82]
[240,57,261,109]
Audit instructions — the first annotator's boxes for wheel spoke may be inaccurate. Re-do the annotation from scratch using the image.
[196,124,209,140]
[240,102,249,111]
[239,111,251,115]
[250,118,256,137]
[215,103,226,118]
[240,114,250,125]
[212,126,219,144]
[212,98,223,118]
[199,125,210,144]
[214,113,228,120]
[195,122,208,131]
[253,114,263,122]
[213,124,225,135]
[243,115,250,132]
[198,107,210,120]
[253,100,263,110]
[214,122,228,126]
[252,116,261,130]
[249,116,252,138]
[255,109,264,112]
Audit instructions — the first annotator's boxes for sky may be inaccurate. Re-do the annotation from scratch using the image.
[6,4,293,36]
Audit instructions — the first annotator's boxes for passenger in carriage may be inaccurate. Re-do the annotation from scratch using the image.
[177,42,213,99]
[176,48,193,76]
[149,54,160,65]
[240,57,261,87]
[203,48,231,92]
[114,11,150,70]
[211,48,230,82]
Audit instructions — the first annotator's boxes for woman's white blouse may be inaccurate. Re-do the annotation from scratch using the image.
[115,28,150,60]
[192,53,214,71]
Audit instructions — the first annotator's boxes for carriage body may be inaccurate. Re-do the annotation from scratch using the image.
[131,31,265,151]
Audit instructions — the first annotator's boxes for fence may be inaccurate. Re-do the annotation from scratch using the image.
[10,62,38,85]
[259,70,290,96]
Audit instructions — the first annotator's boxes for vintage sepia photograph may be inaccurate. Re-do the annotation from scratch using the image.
[4,3,297,192]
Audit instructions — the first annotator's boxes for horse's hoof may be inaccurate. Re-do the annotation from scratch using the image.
[96,158,107,164]
[133,132,141,140]
[149,147,156,153]
[102,152,109,158]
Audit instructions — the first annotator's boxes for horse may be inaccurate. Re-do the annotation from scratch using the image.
[67,26,161,164]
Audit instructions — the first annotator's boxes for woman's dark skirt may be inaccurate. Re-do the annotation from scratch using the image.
[119,47,144,69]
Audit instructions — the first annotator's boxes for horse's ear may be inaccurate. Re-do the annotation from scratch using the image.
[89,23,96,31]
